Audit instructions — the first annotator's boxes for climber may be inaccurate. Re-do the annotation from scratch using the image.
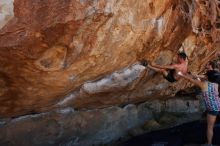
[214,51,220,71]
[178,71,220,146]
[215,50,220,59]
[141,52,188,83]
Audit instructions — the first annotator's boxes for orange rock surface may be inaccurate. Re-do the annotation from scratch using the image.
[0,0,220,117]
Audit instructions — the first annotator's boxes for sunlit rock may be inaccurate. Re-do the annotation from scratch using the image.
[0,0,14,29]
[0,0,219,118]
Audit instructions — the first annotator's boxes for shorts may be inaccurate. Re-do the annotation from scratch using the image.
[207,110,220,116]
[164,69,177,83]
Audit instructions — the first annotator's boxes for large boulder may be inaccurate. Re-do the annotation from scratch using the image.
[0,0,219,117]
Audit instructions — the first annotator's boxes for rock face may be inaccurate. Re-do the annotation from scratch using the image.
[0,0,14,29]
[0,98,203,146]
[0,0,219,118]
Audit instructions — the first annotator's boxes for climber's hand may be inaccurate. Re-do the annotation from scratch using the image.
[177,71,183,76]
[140,59,148,67]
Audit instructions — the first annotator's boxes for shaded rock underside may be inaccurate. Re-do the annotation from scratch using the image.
[0,97,203,146]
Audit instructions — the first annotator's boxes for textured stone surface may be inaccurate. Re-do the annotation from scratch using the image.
[0,0,14,29]
[0,0,219,118]
[0,98,203,146]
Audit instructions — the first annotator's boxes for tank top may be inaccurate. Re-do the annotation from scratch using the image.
[202,82,220,111]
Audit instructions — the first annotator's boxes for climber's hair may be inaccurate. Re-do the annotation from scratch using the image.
[206,70,219,82]
[207,61,218,70]
[178,52,187,61]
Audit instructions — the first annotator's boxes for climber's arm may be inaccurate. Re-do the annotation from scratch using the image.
[178,72,204,89]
